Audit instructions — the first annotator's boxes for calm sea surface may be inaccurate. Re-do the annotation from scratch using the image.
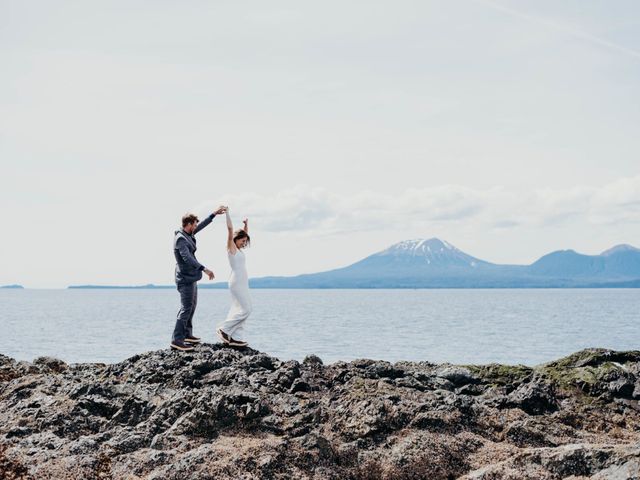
[0,289,638,366]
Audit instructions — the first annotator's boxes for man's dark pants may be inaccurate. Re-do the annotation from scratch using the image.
[172,282,197,342]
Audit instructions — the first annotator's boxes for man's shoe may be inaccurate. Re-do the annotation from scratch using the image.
[184,336,201,344]
[216,328,231,344]
[170,341,195,352]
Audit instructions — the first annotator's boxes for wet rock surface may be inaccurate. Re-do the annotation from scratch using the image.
[1,347,640,479]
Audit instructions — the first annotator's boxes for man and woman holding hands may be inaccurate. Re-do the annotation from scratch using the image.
[171,206,252,352]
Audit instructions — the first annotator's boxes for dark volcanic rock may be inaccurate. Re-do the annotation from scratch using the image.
[505,378,558,415]
[1,346,640,479]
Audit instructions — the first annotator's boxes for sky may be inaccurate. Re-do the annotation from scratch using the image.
[1,0,639,288]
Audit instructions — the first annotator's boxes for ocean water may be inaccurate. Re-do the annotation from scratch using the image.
[0,289,638,366]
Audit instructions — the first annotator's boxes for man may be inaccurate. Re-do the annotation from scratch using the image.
[171,207,226,351]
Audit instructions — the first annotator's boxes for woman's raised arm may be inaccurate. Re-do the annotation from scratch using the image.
[226,210,237,254]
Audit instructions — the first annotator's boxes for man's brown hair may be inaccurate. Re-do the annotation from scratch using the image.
[182,213,199,228]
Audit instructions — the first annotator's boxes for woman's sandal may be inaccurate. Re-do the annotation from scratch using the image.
[217,328,247,347]
[216,328,231,344]
[228,338,248,347]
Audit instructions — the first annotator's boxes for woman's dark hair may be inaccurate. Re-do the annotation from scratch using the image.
[234,229,251,247]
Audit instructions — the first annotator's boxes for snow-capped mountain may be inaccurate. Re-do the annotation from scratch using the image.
[371,238,490,268]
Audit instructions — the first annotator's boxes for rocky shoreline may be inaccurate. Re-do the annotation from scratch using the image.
[1,345,640,479]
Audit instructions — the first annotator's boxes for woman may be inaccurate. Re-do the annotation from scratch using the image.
[216,209,252,347]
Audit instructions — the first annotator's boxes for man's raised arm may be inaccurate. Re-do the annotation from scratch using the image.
[194,206,227,235]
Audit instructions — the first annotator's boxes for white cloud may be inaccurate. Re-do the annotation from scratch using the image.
[590,176,640,225]
[214,175,640,235]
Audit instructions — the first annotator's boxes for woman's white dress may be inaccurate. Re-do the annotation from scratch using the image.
[218,249,252,341]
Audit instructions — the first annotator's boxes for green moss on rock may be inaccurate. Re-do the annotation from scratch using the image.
[465,363,533,386]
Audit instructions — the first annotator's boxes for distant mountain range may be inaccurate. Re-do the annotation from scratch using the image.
[1,284,24,289]
[249,238,640,288]
[67,239,640,289]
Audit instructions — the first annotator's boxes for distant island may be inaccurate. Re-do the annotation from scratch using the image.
[68,283,228,289]
[68,238,640,289]
[67,282,227,290]
[1,284,24,289]
[69,284,174,290]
